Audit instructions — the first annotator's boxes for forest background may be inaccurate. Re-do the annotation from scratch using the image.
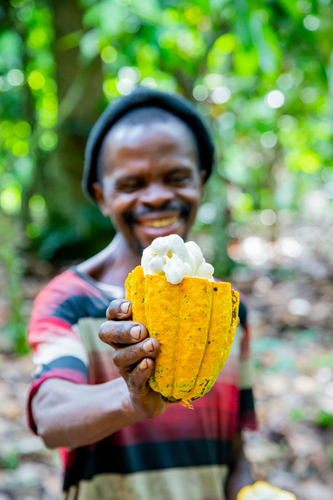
[1,1,333,499]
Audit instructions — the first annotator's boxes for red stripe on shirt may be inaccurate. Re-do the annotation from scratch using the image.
[30,270,102,320]
[29,316,81,350]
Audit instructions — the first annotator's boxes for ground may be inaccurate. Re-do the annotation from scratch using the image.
[0,217,333,499]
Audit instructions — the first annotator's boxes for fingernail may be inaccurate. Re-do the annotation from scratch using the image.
[130,325,141,340]
[140,359,148,370]
[120,302,130,314]
[143,339,154,353]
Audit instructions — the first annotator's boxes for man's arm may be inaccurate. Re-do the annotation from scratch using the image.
[31,299,167,450]
[32,377,137,449]
[224,432,253,500]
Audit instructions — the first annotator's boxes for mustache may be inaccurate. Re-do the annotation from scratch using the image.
[123,201,191,224]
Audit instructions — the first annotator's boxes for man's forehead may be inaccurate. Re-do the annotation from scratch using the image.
[102,120,199,163]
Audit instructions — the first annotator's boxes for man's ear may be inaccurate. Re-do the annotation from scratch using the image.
[92,182,109,217]
[200,169,208,186]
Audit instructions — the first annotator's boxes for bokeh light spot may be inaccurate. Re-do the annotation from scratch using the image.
[17,5,33,22]
[29,195,45,213]
[38,131,58,151]
[141,77,158,89]
[101,46,117,63]
[103,78,118,99]
[277,115,297,131]
[15,121,31,139]
[211,86,231,104]
[232,192,254,211]
[214,33,235,54]
[26,222,42,239]
[7,69,24,86]
[203,73,224,89]
[28,71,45,90]
[177,32,195,51]
[261,131,277,148]
[300,87,318,103]
[265,90,285,109]
[28,27,48,50]
[303,15,320,31]
[116,79,135,95]
[1,121,14,139]
[197,203,217,224]
[0,187,21,213]
[286,150,321,174]
[288,298,311,316]
[118,66,140,83]
[12,140,29,157]
[260,209,276,225]
[193,85,208,101]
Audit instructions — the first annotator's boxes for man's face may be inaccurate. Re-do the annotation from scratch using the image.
[93,119,204,252]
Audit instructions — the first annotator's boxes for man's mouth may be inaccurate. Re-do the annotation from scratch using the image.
[141,216,178,228]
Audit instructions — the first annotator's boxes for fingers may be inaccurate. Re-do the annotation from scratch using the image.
[106,299,132,321]
[112,338,160,373]
[99,321,148,346]
[128,358,155,392]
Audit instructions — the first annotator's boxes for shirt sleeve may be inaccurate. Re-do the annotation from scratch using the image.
[238,298,257,431]
[27,271,90,434]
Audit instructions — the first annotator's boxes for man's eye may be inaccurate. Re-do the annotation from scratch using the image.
[117,180,142,192]
[168,175,191,185]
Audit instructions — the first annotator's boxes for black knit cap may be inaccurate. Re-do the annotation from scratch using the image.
[82,86,215,203]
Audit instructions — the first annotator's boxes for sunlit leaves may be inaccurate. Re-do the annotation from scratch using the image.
[83,2,130,36]
[233,48,258,76]
[0,0,57,232]
[2,0,333,257]
[285,150,321,174]
[213,33,236,55]
[249,11,281,75]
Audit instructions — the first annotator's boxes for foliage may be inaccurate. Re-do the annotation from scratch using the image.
[1,0,333,348]
[0,213,27,352]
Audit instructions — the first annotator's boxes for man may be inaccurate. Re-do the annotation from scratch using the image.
[28,88,256,499]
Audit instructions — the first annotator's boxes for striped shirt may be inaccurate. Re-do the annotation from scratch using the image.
[27,267,255,500]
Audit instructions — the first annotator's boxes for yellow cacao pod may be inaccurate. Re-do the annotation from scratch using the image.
[125,265,239,407]
[237,482,297,500]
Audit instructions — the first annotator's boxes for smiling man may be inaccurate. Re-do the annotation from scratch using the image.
[93,105,203,256]
[27,88,256,500]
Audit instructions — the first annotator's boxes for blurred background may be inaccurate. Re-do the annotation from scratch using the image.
[1,0,333,498]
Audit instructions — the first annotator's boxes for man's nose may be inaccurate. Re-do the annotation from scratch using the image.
[139,183,174,208]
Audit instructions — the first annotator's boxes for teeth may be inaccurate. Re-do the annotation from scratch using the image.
[142,216,178,228]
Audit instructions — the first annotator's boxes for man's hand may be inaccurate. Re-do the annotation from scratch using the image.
[98,299,168,421]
